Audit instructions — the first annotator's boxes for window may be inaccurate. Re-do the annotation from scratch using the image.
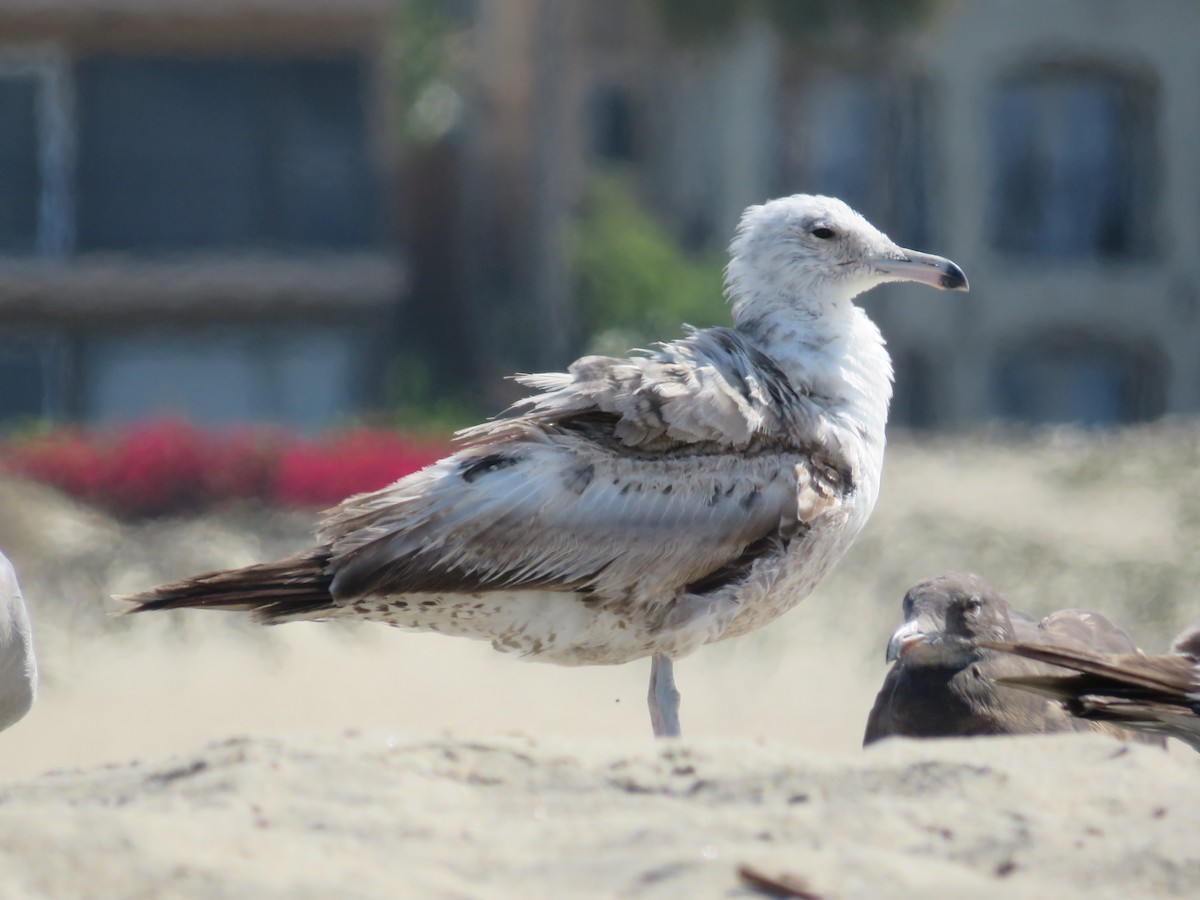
[0,335,66,422]
[992,333,1165,426]
[989,67,1154,259]
[80,326,369,431]
[0,76,40,253]
[75,56,380,253]
[588,83,637,163]
[0,47,71,257]
[778,71,933,245]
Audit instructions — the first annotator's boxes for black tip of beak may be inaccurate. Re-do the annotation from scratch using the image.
[941,262,969,292]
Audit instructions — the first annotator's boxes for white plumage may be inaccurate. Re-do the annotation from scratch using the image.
[0,551,37,734]
[129,195,968,736]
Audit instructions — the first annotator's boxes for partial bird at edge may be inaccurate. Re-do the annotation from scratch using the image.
[0,551,37,734]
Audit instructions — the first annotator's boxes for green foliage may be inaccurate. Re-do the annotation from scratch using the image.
[387,0,463,145]
[382,354,480,435]
[571,176,727,355]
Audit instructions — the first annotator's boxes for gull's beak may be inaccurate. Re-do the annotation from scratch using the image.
[885,620,927,663]
[872,248,969,292]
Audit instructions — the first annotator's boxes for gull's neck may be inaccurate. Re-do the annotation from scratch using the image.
[735,299,893,505]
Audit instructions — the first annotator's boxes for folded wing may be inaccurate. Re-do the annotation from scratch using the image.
[320,329,848,604]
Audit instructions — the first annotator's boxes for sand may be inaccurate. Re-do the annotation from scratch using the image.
[3,732,1198,899]
[1,424,1199,897]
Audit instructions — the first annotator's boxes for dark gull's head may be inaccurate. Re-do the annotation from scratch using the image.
[885,571,1013,670]
[725,194,967,321]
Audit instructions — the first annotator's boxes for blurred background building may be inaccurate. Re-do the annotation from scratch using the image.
[1,0,1196,432]
[0,0,400,431]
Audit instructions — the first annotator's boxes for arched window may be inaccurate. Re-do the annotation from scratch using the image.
[989,63,1156,260]
[778,70,933,245]
[991,332,1165,426]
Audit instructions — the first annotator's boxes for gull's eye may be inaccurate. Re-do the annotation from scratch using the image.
[810,226,836,240]
[965,596,982,614]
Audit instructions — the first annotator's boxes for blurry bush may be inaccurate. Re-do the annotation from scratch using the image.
[571,175,726,357]
[1,420,448,519]
[383,355,483,435]
[388,0,465,145]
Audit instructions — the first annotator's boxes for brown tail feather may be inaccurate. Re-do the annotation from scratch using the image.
[120,549,337,624]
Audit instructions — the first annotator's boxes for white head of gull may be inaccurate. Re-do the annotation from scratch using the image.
[124,194,967,738]
[0,551,37,733]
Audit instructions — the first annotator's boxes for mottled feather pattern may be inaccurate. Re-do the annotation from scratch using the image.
[309,427,846,661]
[460,327,845,465]
[124,194,964,679]
[291,318,866,664]
[984,627,1200,751]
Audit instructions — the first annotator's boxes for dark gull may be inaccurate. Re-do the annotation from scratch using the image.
[0,551,36,733]
[124,194,968,738]
[864,572,1162,747]
[983,620,1200,752]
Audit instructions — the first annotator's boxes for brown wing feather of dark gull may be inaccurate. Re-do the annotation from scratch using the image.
[864,572,1162,747]
[982,620,1200,753]
[122,194,969,739]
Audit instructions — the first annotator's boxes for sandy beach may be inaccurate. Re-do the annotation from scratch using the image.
[2,425,1199,896]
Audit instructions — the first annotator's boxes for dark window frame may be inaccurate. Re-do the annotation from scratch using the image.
[0,45,72,258]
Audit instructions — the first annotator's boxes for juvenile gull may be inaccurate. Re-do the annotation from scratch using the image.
[0,551,37,733]
[983,620,1200,752]
[124,195,968,738]
[864,572,1161,747]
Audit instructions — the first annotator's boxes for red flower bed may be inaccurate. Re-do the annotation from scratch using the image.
[0,420,450,518]
[2,431,110,506]
[275,430,446,508]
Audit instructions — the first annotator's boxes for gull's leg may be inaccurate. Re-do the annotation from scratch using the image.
[648,654,682,738]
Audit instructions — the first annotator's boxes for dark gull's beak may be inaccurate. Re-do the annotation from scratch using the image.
[872,248,969,292]
[885,620,929,662]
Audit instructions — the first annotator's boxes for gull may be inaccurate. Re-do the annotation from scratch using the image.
[0,551,37,733]
[124,194,967,738]
[983,620,1200,753]
[864,572,1162,747]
